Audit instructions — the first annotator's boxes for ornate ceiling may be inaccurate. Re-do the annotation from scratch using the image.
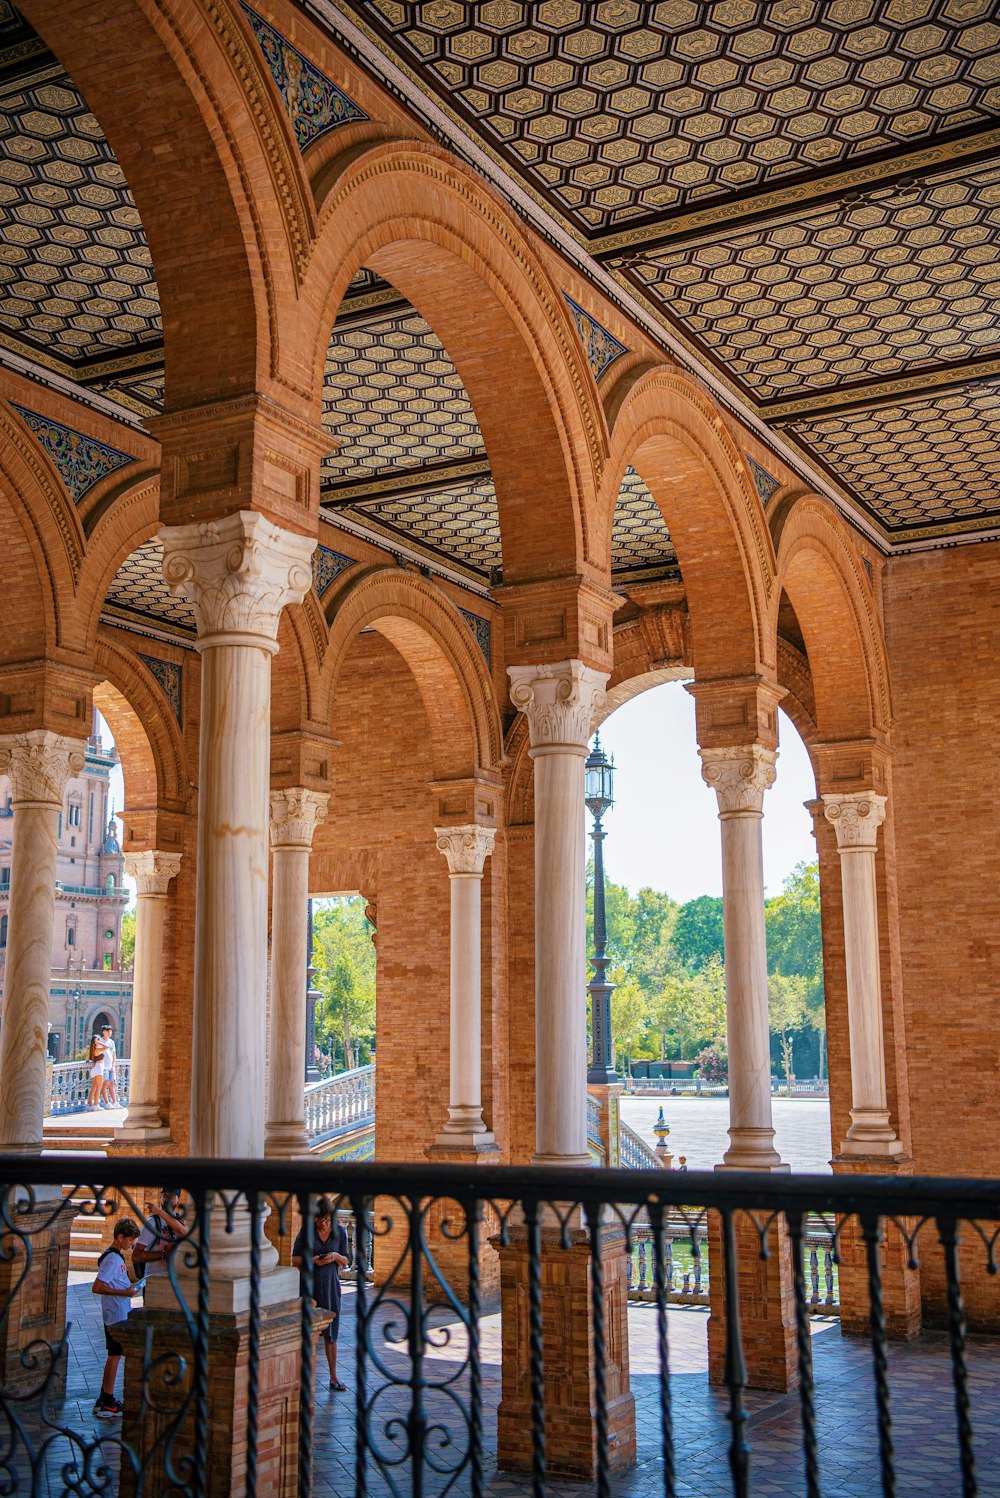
[0,0,998,648]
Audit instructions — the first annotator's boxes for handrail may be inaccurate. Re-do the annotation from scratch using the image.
[619,1119,663,1171]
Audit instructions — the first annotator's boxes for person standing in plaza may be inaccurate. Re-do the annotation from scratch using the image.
[99,1024,118,1107]
[91,1217,139,1419]
[132,1187,188,1281]
[86,1033,105,1109]
[292,1196,349,1391]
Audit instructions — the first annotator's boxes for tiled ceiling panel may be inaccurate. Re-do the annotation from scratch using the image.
[346,0,1000,235]
[612,466,679,576]
[791,378,1000,533]
[322,308,485,482]
[0,65,161,367]
[631,166,1000,401]
[103,539,196,637]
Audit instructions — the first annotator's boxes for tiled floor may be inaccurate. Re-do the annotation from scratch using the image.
[15,1275,995,1496]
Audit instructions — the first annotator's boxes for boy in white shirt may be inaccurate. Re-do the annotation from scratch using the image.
[91,1217,139,1419]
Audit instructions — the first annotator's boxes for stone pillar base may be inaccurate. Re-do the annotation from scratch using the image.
[0,1193,71,1399]
[832,1156,921,1340]
[707,1211,798,1392]
[116,1297,309,1498]
[495,1226,635,1480]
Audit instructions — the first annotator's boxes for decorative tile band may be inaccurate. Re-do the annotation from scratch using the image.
[10,403,134,503]
[745,453,782,505]
[137,654,183,726]
[459,607,491,669]
[240,4,368,148]
[563,294,628,382]
[314,544,357,597]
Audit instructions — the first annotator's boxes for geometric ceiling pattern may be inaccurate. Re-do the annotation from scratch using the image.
[347,0,1000,234]
[2,0,1000,570]
[630,166,1000,403]
[792,379,1000,533]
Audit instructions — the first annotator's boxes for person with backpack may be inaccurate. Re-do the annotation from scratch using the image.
[132,1188,188,1281]
[86,1033,106,1109]
[91,1217,139,1419]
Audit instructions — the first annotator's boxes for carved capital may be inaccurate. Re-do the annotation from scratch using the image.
[269,788,329,849]
[124,849,183,897]
[823,791,887,851]
[0,730,85,807]
[159,511,314,648]
[507,659,608,755]
[699,744,777,816]
[435,824,496,877]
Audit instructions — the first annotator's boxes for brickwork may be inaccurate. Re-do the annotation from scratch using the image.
[0,1198,71,1399]
[495,1226,636,1479]
[706,1212,798,1393]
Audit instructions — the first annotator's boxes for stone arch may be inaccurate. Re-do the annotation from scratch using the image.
[301,139,608,582]
[774,496,891,743]
[74,474,161,658]
[604,365,776,680]
[322,568,502,782]
[19,0,311,407]
[94,634,188,814]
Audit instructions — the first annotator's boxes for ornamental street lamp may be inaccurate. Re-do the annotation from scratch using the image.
[585,731,618,1084]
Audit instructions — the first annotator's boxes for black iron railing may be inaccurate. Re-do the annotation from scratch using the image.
[1,1156,998,1497]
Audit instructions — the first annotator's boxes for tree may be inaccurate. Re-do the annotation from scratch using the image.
[312,898,376,1070]
[651,953,727,1060]
[768,972,808,1083]
[673,895,725,969]
[119,909,135,974]
[766,862,825,1076]
[610,978,648,1073]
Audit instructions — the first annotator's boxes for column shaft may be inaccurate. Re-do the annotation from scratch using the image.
[117,851,181,1143]
[433,824,496,1150]
[0,733,84,1153]
[508,661,608,1169]
[824,792,901,1157]
[701,745,784,1171]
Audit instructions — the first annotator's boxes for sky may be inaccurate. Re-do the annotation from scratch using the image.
[596,682,816,903]
[103,680,816,913]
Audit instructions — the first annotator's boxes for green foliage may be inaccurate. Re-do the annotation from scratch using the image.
[119,909,135,973]
[585,857,826,1077]
[312,898,376,1071]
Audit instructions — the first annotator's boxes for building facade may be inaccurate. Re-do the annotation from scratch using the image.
[0,715,130,1061]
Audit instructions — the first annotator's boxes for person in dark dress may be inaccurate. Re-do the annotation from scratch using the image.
[292,1196,350,1390]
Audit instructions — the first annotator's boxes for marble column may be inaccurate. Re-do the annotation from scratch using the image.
[823,791,902,1158]
[266,788,328,1159]
[433,824,497,1151]
[508,660,608,1167]
[159,512,313,1298]
[115,851,181,1146]
[0,731,85,1153]
[700,745,785,1171]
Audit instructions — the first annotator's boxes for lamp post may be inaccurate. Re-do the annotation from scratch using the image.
[585,732,618,1085]
[304,899,321,1084]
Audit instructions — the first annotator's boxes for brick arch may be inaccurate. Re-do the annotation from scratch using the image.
[301,140,608,582]
[604,365,776,680]
[322,568,502,781]
[74,480,161,658]
[94,634,188,813]
[774,496,891,742]
[19,0,309,408]
[0,403,77,657]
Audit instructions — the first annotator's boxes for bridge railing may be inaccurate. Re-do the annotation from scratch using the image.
[303,1063,376,1143]
[48,1060,131,1116]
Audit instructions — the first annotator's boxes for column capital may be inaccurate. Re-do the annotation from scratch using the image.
[0,730,85,807]
[123,849,182,897]
[269,787,329,850]
[823,791,887,851]
[159,511,314,649]
[507,659,608,755]
[435,824,496,877]
[699,744,777,816]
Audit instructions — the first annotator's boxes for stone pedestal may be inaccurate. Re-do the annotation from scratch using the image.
[0,1195,72,1399]
[832,1157,921,1340]
[587,1082,623,1167]
[495,1226,635,1479]
[117,1299,312,1498]
[706,1212,798,1392]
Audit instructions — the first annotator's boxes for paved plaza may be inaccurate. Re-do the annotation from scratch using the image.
[621,1098,834,1174]
[34,1271,1000,1497]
